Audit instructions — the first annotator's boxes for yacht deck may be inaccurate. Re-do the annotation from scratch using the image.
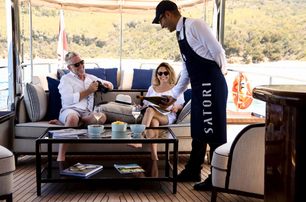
[11,155,264,202]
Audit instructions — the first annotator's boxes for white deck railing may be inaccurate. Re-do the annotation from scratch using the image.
[1,61,306,111]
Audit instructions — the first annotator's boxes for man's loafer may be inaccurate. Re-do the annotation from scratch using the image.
[177,169,201,182]
[193,175,212,191]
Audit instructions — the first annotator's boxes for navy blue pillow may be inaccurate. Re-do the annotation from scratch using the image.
[184,89,192,105]
[85,68,106,80]
[46,77,62,120]
[105,68,118,89]
[131,69,153,89]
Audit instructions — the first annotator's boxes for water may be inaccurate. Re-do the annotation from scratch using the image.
[1,59,306,112]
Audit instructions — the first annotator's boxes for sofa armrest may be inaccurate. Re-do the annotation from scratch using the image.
[15,95,28,124]
[175,100,191,124]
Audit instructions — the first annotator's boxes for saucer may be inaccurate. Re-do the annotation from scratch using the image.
[88,129,105,137]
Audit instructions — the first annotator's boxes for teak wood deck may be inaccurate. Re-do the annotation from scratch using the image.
[10,155,264,202]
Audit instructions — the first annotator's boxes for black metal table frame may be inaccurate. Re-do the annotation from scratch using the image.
[35,127,178,196]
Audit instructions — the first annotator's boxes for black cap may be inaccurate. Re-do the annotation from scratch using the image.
[152,1,178,24]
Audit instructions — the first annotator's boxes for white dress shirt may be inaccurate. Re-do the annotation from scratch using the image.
[172,17,227,98]
[58,71,113,111]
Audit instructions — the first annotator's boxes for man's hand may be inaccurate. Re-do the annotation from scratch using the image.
[102,82,112,89]
[88,81,99,93]
[159,95,176,108]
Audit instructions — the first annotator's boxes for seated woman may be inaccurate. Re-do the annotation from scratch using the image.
[141,62,185,160]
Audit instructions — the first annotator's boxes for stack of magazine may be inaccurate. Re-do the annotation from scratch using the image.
[49,128,87,139]
[60,162,103,178]
[114,163,145,174]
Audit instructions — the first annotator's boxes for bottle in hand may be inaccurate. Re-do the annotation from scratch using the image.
[136,95,169,106]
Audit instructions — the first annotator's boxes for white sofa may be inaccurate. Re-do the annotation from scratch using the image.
[13,68,192,160]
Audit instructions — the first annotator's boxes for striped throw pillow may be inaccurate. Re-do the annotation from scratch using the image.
[24,83,47,122]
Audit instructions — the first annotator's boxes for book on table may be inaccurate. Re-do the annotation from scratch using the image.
[114,163,145,174]
[49,128,87,139]
[60,162,103,178]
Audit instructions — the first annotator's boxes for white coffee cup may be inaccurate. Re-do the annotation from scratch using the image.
[88,124,104,137]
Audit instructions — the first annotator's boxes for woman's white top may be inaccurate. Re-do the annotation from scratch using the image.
[144,85,185,124]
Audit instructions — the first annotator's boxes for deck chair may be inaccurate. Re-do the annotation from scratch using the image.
[211,123,265,201]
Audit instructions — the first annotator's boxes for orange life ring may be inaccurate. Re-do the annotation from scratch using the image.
[232,73,253,110]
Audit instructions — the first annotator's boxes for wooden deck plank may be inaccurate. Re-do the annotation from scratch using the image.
[11,155,264,202]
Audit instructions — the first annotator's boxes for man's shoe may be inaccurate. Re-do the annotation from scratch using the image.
[193,175,212,191]
[177,169,201,182]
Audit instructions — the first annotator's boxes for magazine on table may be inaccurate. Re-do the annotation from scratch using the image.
[49,128,87,139]
[114,163,145,174]
[60,162,103,178]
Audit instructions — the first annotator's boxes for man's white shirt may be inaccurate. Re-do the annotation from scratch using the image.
[172,17,227,98]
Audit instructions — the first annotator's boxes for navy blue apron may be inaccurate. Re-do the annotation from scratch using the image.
[177,17,227,144]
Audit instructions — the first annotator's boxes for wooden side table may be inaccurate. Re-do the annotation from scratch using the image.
[253,85,306,202]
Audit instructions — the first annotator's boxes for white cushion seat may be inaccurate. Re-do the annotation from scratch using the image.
[0,145,15,202]
[211,123,265,202]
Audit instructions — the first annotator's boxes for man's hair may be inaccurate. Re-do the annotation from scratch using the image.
[65,51,79,65]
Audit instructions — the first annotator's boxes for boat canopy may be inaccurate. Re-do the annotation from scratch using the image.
[24,0,205,13]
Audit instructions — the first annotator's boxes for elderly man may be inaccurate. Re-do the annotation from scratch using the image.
[56,51,113,161]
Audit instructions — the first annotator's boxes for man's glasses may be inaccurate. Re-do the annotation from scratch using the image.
[70,60,84,68]
[157,71,169,76]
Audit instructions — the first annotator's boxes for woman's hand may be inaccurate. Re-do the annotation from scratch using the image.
[171,105,179,113]
[171,104,183,113]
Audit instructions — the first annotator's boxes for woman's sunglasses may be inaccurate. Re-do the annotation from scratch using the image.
[157,71,169,76]
[71,60,84,67]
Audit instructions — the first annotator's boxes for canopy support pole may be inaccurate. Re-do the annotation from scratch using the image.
[213,0,225,45]
[28,0,33,83]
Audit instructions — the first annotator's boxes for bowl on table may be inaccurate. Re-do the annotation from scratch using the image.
[87,124,104,137]
[129,124,146,137]
[111,121,127,132]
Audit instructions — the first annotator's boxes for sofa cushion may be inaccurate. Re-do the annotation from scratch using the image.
[0,145,15,174]
[85,68,105,80]
[184,89,192,104]
[212,142,231,170]
[176,100,191,124]
[24,83,47,122]
[46,77,62,120]
[131,69,153,89]
[119,69,134,90]
[105,68,118,89]
[58,68,118,89]
[100,102,138,124]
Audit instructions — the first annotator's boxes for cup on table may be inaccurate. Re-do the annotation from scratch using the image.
[88,124,104,137]
[130,124,146,138]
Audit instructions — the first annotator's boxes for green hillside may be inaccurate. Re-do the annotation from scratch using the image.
[0,0,305,63]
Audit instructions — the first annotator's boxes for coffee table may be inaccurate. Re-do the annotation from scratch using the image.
[35,127,178,196]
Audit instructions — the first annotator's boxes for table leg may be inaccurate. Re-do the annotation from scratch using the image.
[165,143,169,177]
[47,142,52,178]
[173,140,178,194]
[35,140,41,196]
